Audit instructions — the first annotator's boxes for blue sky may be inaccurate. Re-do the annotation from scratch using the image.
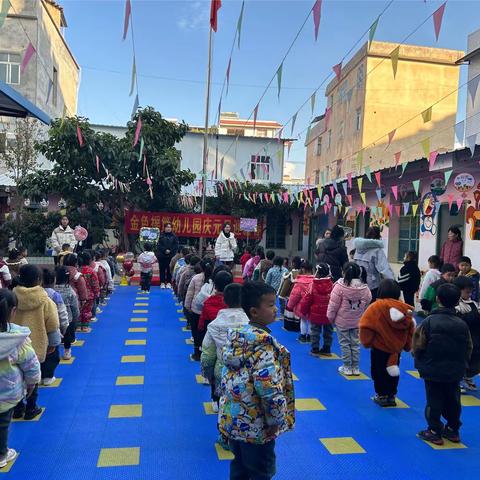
[62,0,479,178]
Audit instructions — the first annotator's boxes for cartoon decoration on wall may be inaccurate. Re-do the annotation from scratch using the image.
[466,182,480,240]
[454,173,475,198]
[420,192,438,236]
[370,201,389,231]
[430,175,447,196]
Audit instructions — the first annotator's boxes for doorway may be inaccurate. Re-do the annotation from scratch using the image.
[436,203,465,255]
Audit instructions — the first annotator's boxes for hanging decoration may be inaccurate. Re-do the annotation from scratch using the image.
[291,112,297,136]
[76,126,84,147]
[0,0,10,29]
[133,115,142,147]
[421,106,432,123]
[454,121,465,146]
[253,104,259,131]
[357,177,363,192]
[444,170,453,186]
[226,58,231,94]
[428,150,439,170]
[364,165,372,183]
[466,134,477,156]
[310,92,316,115]
[210,0,222,32]
[391,185,398,200]
[131,94,139,120]
[123,0,131,40]
[312,0,322,41]
[129,56,136,96]
[21,42,36,74]
[412,179,420,196]
[237,1,245,49]
[387,129,396,148]
[374,171,381,187]
[368,16,379,49]
[468,75,480,108]
[421,137,430,158]
[394,151,401,167]
[432,2,446,41]
[390,46,400,79]
[276,63,283,99]
[332,62,342,82]
[412,204,419,217]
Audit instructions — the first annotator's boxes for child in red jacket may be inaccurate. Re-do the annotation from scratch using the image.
[78,252,99,331]
[196,270,233,361]
[359,279,415,407]
[63,253,89,333]
[299,263,333,357]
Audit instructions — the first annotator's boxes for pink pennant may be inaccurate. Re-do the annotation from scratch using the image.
[387,129,396,148]
[428,150,439,170]
[347,172,352,189]
[361,205,367,216]
[448,193,454,211]
[283,192,289,202]
[394,151,401,167]
[143,154,147,176]
[324,107,332,130]
[388,204,394,217]
[433,2,446,41]
[456,197,463,211]
[312,0,322,41]
[123,0,131,40]
[253,104,259,131]
[395,205,401,217]
[332,62,342,82]
[374,171,381,187]
[21,42,36,73]
[391,185,398,200]
[134,115,142,147]
[76,126,84,147]
[95,155,100,173]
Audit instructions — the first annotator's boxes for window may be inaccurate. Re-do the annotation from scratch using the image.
[339,82,348,103]
[327,129,332,149]
[314,170,320,185]
[256,128,267,137]
[328,94,333,107]
[266,215,286,249]
[356,64,364,88]
[0,53,21,85]
[398,214,419,262]
[250,155,270,181]
[355,107,362,131]
[335,159,342,177]
[226,128,244,136]
[316,136,322,156]
[339,120,344,140]
[52,67,58,106]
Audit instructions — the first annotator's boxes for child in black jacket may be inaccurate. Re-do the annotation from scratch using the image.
[454,276,480,391]
[413,283,472,446]
[398,251,421,306]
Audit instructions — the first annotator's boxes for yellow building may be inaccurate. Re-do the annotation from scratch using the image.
[305,41,463,183]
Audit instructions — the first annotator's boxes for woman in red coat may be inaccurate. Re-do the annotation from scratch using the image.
[441,226,463,268]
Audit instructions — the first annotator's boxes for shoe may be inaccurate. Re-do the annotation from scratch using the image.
[442,426,461,443]
[372,394,391,407]
[352,367,360,376]
[96,308,103,314]
[166,283,172,289]
[305,334,311,343]
[161,283,166,289]
[211,402,219,413]
[298,334,308,344]
[190,352,201,362]
[100,301,107,306]
[81,327,92,333]
[63,349,72,360]
[386,396,397,407]
[24,406,43,420]
[71,339,77,345]
[12,407,25,419]
[90,317,97,323]
[310,348,321,357]
[463,377,477,391]
[42,377,56,386]
[338,365,353,376]
[319,346,332,357]
[417,429,444,445]
[0,448,18,468]
[185,324,191,331]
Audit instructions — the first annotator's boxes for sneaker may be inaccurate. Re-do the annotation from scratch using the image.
[442,426,461,443]
[24,406,43,421]
[96,308,103,314]
[417,429,444,445]
[319,346,332,357]
[160,283,166,289]
[310,348,321,357]
[338,365,353,376]
[166,283,172,289]
[42,377,56,386]
[298,334,308,344]
[463,377,477,391]
[63,349,72,360]
[352,367,360,376]
[100,301,108,306]
[12,407,25,419]
[386,395,397,407]
[81,327,92,333]
[372,394,391,407]
[0,448,18,468]
[211,402,219,413]
[90,317,97,323]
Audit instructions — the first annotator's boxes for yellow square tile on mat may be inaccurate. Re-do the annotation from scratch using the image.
[179,317,187,322]
[108,404,143,418]
[385,398,409,409]
[292,373,299,381]
[13,408,45,422]
[320,437,366,455]
[97,447,140,467]
[185,338,193,345]
[203,402,217,415]
[0,452,19,472]
[422,439,467,450]
[128,327,147,333]
[116,376,144,386]
[131,318,147,323]
[133,310,148,314]
[176,309,183,313]
[340,372,370,380]
[461,395,480,407]
[134,303,148,307]
[125,339,147,346]
[316,353,341,360]
[72,340,85,347]
[407,370,420,379]
[60,357,75,365]
[121,355,145,363]
[39,378,63,388]
[182,326,190,332]
[136,297,148,300]
[215,443,235,460]
[195,374,209,385]
[175,303,181,306]
[295,398,326,411]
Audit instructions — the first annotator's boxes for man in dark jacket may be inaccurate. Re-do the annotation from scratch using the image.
[156,223,179,288]
[413,283,473,446]
[315,225,348,282]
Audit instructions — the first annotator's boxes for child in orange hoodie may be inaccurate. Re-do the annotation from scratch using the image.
[359,279,415,407]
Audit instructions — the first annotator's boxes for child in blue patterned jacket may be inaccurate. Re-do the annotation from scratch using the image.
[265,256,289,292]
[0,289,41,468]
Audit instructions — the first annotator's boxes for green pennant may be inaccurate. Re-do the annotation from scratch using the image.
[276,63,283,99]
[291,112,297,136]
[368,17,379,50]
[311,92,316,115]
[0,0,10,29]
[412,179,420,196]
[400,162,408,177]
[364,165,372,183]
[129,56,136,97]
[237,1,245,49]
[444,170,453,185]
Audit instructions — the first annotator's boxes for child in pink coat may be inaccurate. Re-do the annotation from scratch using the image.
[327,262,371,376]
[286,261,314,343]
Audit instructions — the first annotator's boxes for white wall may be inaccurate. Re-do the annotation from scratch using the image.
[466,29,480,141]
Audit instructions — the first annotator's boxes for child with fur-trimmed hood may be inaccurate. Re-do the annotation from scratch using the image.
[359,279,415,407]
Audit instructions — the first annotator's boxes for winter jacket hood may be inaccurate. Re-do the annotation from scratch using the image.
[207,308,250,357]
[199,293,226,330]
[0,324,31,358]
[15,285,50,312]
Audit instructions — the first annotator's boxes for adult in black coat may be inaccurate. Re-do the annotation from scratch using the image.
[398,251,421,306]
[156,223,179,287]
[315,225,348,281]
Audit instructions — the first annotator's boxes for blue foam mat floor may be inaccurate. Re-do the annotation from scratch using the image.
[4,286,480,479]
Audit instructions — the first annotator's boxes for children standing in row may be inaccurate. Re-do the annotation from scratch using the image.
[63,254,89,333]
[421,263,456,313]
[419,255,442,302]
[458,256,480,302]
[265,256,288,291]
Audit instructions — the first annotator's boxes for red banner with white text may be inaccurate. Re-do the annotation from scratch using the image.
[124,210,263,240]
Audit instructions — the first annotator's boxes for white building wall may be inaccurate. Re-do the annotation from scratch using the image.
[466,29,480,141]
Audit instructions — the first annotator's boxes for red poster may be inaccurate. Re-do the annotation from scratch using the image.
[124,210,263,240]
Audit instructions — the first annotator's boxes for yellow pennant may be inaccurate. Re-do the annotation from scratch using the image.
[357,177,363,192]
[391,46,400,78]
[421,138,430,158]
[360,192,366,204]
[412,203,419,216]
[421,106,432,123]
[356,151,363,172]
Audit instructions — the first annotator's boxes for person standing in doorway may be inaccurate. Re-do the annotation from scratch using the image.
[440,226,463,268]
[214,222,237,268]
[156,223,179,289]
[50,216,77,266]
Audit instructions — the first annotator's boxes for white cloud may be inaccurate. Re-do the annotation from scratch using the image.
[177,1,209,31]
[284,161,305,180]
